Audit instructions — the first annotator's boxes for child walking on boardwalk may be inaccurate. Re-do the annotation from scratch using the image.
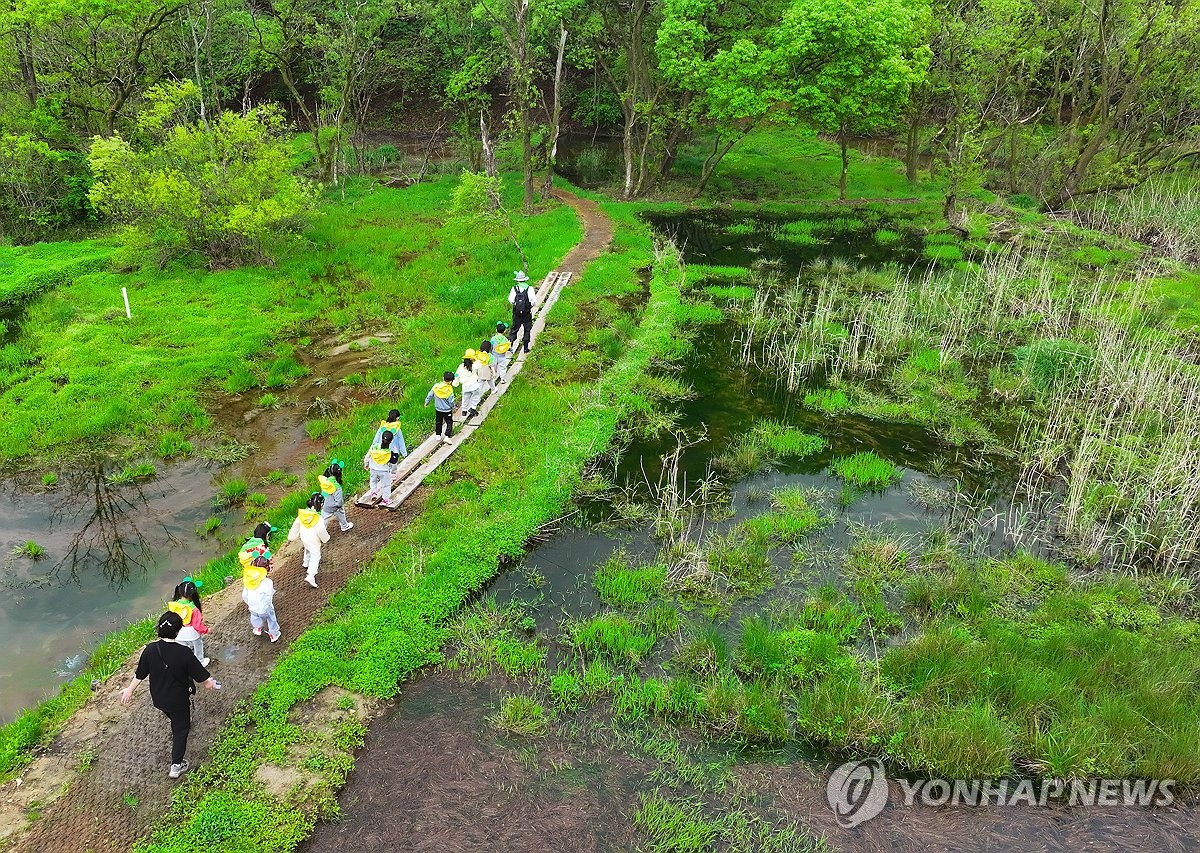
[425,370,456,444]
[372,409,408,466]
[318,460,354,532]
[454,350,482,421]
[167,579,209,666]
[475,340,497,395]
[491,322,512,382]
[242,555,281,642]
[363,430,398,505]
[288,493,330,588]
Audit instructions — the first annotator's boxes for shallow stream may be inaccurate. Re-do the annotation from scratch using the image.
[0,337,379,722]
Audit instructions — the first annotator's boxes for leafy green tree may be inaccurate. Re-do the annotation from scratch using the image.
[657,0,788,197]
[87,83,316,267]
[0,133,92,242]
[775,0,930,199]
[448,170,528,271]
[11,0,188,136]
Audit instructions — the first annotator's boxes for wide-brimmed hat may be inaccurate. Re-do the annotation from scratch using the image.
[513,270,530,283]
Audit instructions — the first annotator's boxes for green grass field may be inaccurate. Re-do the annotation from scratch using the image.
[0,177,580,464]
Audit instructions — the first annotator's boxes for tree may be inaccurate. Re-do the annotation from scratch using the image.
[87,83,316,267]
[657,0,789,197]
[775,0,930,199]
[448,170,528,272]
[0,133,91,242]
[246,0,398,185]
[13,0,187,137]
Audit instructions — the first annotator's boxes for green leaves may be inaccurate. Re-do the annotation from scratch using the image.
[87,105,316,267]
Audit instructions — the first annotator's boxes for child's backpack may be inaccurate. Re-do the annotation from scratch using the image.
[513,286,532,316]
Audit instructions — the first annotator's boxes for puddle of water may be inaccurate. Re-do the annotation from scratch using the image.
[644,208,933,272]
[0,462,237,721]
[0,335,386,722]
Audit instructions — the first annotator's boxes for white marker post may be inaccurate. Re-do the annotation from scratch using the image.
[121,286,131,319]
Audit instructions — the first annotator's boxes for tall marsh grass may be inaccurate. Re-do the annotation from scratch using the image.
[717,244,1200,571]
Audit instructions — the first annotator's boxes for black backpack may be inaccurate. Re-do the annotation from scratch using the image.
[513,286,532,315]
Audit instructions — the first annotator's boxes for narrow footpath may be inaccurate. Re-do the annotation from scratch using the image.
[0,188,614,853]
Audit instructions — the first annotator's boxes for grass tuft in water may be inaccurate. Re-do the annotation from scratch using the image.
[489,695,547,737]
[829,451,901,489]
[594,550,667,608]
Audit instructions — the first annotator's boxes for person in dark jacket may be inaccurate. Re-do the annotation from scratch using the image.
[120,611,221,779]
[508,270,536,354]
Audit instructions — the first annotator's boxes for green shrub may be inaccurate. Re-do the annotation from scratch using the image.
[87,83,316,266]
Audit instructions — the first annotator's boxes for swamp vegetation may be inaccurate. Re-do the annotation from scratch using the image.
[2,0,1200,846]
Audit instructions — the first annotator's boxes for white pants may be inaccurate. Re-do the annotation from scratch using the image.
[250,605,280,636]
[177,636,205,663]
[369,468,392,504]
[460,386,482,414]
[302,545,322,579]
[494,356,508,378]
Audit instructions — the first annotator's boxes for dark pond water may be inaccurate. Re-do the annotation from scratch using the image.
[643,207,934,272]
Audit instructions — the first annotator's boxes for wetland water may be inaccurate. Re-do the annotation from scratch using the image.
[314,209,1177,850]
[0,339,370,722]
[0,464,232,721]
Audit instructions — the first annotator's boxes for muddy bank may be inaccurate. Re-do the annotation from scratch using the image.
[303,674,643,853]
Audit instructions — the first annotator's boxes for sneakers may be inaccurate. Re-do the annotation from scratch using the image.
[201,657,210,667]
[169,760,189,779]
[269,632,281,643]
[305,575,318,588]
[441,436,453,445]
[340,522,354,532]
[252,627,263,637]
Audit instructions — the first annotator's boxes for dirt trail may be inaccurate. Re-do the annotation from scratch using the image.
[0,189,610,853]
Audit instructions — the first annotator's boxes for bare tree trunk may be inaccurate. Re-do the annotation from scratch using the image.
[905,111,921,183]
[480,110,497,178]
[621,100,635,199]
[17,26,38,107]
[838,127,850,200]
[186,2,211,129]
[542,21,568,197]
[514,0,534,213]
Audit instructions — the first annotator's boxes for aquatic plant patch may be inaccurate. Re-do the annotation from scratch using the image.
[828,451,901,490]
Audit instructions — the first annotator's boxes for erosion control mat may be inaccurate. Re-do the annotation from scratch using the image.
[4,499,418,853]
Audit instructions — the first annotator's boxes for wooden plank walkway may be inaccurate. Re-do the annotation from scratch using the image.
[355,271,574,511]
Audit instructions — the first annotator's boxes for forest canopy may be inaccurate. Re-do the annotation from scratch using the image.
[1,0,1199,245]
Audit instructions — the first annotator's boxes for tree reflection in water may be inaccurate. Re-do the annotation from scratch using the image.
[6,466,183,593]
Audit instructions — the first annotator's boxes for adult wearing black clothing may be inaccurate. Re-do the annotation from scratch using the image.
[120,611,221,778]
[508,270,536,354]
